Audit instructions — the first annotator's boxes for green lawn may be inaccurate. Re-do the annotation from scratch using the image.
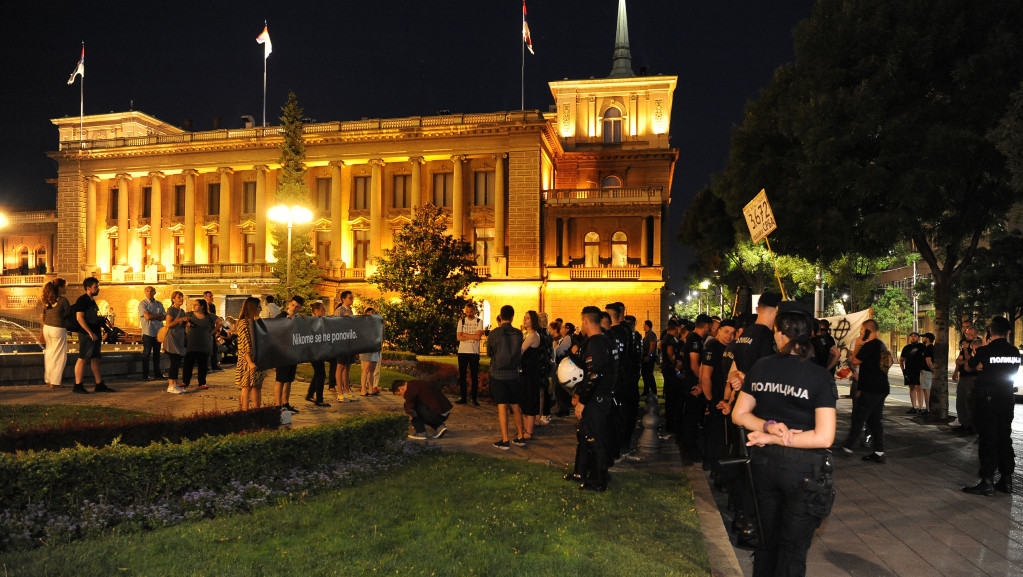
[1,452,708,577]
[0,404,153,434]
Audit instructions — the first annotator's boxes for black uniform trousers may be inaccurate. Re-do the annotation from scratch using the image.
[641,360,657,396]
[573,395,613,488]
[662,368,682,434]
[750,448,827,577]
[619,370,641,450]
[678,376,704,460]
[974,385,1015,479]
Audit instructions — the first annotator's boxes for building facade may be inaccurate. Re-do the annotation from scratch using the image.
[2,2,677,334]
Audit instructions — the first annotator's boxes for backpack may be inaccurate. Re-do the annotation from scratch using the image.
[62,302,82,333]
[538,330,555,377]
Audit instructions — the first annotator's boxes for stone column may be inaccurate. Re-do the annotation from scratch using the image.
[329,161,344,263]
[85,176,98,269]
[653,215,662,267]
[218,168,232,263]
[494,153,507,263]
[149,172,163,266]
[183,169,197,264]
[562,217,570,267]
[410,156,423,211]
[254,165,268,262]
[340,163,353,267]
[117,174,131,265]
[451,155,464,239]
[369,159,384,262]
[640,216,649,266]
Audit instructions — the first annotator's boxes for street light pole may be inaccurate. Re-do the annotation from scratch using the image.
[268,204,313,298]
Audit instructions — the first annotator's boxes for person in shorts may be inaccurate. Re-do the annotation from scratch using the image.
[488,305,526,450]
[73,277,114,394]
[919,333,935,415]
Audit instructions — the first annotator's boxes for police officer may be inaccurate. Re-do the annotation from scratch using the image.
[732,305,838,577]
[660,319,682,435]
[962,316,1022,496]
[564,306,616,492]
[678,314,712,465]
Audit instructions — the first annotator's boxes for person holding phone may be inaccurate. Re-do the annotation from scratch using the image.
[840,320,889,463]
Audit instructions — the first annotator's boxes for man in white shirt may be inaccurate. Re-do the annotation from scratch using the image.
[456,302,484,405]
[261,295,282,319]
[138,286,166,381]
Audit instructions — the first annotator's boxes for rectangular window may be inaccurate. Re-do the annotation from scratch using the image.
[353,176,369,210]
[243,182,256,213]
[393,175,410,208]
[243,234,255,263]
[108,189,119,219]
[143,236,152,267]
[354,230,370,268]
[433,173,452,207]
[175,185,186,217]
[208,236,220,264]
[474,228,494,266]
[316,178,331,212]
[207,183,220,215]
[316,231,331,266]
[474,172,494,206]
[174,235,184,265]
[142,186,152,218]
[110,237,118,268]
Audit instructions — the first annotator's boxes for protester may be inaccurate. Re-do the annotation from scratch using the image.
[359,307,381,396]
[333,290,357,402]
[138,286,166,381]
[952,325,982,434]
[840,319,889,463]
[731,308,837,577]
[455,302,484,405]
[236,296,269,410]
[392,379,453,440]
[181,298,215,391]
[304,302,331,407]
[203,290,223,372]
[274,295,304,413]
[918,333,935,415]
[39,278,70,388]
[519,310,545,439]
[488,305,526,450]
[261,294,282,319]
[72,277,113,393]
[900,332,926,414]
[552,321,575,417]
[163,291,189,394]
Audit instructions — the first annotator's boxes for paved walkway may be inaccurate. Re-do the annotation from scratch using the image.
[2,368,1022,576]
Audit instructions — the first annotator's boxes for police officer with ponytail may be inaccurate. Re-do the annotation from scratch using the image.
[731,303,838,577]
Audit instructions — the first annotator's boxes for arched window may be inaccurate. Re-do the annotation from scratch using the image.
[611,231,628,267]
[602,107,623,144]
[584,232,600,267]
[34,245,47,274]
[601,175,622,188]
[17,246,29,273]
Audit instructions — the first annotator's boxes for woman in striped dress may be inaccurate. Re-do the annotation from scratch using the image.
[236,296,270,410]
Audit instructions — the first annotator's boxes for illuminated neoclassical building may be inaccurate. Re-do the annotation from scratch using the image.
[2,1,677,331]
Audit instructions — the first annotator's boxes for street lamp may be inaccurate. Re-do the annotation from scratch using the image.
[268,204,313,296]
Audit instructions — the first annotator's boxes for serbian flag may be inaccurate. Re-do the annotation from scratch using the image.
[257,25,272,59]
[67,44,84,85]
[522,1,534,55]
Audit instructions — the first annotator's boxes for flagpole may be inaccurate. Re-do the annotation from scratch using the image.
[521,32,525,111]
[262,20,267,129]
[80,42,84,148]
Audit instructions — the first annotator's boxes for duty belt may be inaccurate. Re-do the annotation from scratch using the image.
[753,444,829,466]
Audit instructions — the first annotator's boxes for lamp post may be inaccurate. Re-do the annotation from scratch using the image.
[268,204,313,297]
[0,212,8,275]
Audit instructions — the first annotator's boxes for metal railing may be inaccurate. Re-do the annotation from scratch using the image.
[544,187,662,202]
[176,263,275,279]
[568,265,641,280]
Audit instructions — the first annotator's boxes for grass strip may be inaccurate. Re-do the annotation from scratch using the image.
[1,451,708,577]
[0,404,152,434]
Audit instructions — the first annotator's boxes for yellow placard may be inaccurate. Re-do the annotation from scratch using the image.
[742,189,777,245]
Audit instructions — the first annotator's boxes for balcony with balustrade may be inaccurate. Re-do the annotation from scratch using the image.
[543,186,663,207]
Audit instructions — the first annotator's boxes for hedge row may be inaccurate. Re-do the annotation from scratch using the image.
[0,413,407,513]
[0,406,281,453]
[381,350,417,361]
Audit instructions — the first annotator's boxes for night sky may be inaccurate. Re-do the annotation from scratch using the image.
[0,0,815,291]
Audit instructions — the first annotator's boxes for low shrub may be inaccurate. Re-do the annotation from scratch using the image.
[0,413,407,515]
[380,350,417,362]
[0,406,281,453]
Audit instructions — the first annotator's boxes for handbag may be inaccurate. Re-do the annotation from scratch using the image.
[157,326,169,344]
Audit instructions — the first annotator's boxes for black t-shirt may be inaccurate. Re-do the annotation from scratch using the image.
[660,334,679,374]
[742,354,838,433]
[968,339,1022,392]
[681,332,704,382]
[702,339,728,404]
[811,333,836,369]
[732,323,776,374]
[74,294,101,331]
[900,342,925,375]
[856,339,889,395]
[578,332,615,403]
[921,344,934,373]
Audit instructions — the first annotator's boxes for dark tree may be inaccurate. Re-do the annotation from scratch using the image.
[711,0,1023,418]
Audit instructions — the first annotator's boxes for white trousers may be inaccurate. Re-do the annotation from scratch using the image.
[43,325,69,385]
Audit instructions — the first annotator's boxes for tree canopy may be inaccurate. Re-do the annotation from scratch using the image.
[368,204,487,354]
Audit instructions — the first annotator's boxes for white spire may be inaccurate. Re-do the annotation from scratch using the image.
[609,0,635,78]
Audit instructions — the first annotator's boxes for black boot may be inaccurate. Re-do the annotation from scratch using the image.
[962,478,995,496]
[72,383,90,394]
[995,477,1013,494]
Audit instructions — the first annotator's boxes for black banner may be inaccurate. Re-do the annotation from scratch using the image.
[251,315,384,370]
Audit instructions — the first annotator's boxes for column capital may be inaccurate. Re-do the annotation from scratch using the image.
[369,158,385,167]
[116,173,134,182]
[408,156,424,164]
[328,160,345,168]
[217,167,234,175]
[491,153,508,160]
[450,155,465,163]
[148,171,165,179]
[253,164,268,172]
[183,168,199,177]
[84,174,100,183]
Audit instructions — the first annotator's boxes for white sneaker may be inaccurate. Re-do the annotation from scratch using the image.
[433,425,448,439]
[167,384,186,394]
